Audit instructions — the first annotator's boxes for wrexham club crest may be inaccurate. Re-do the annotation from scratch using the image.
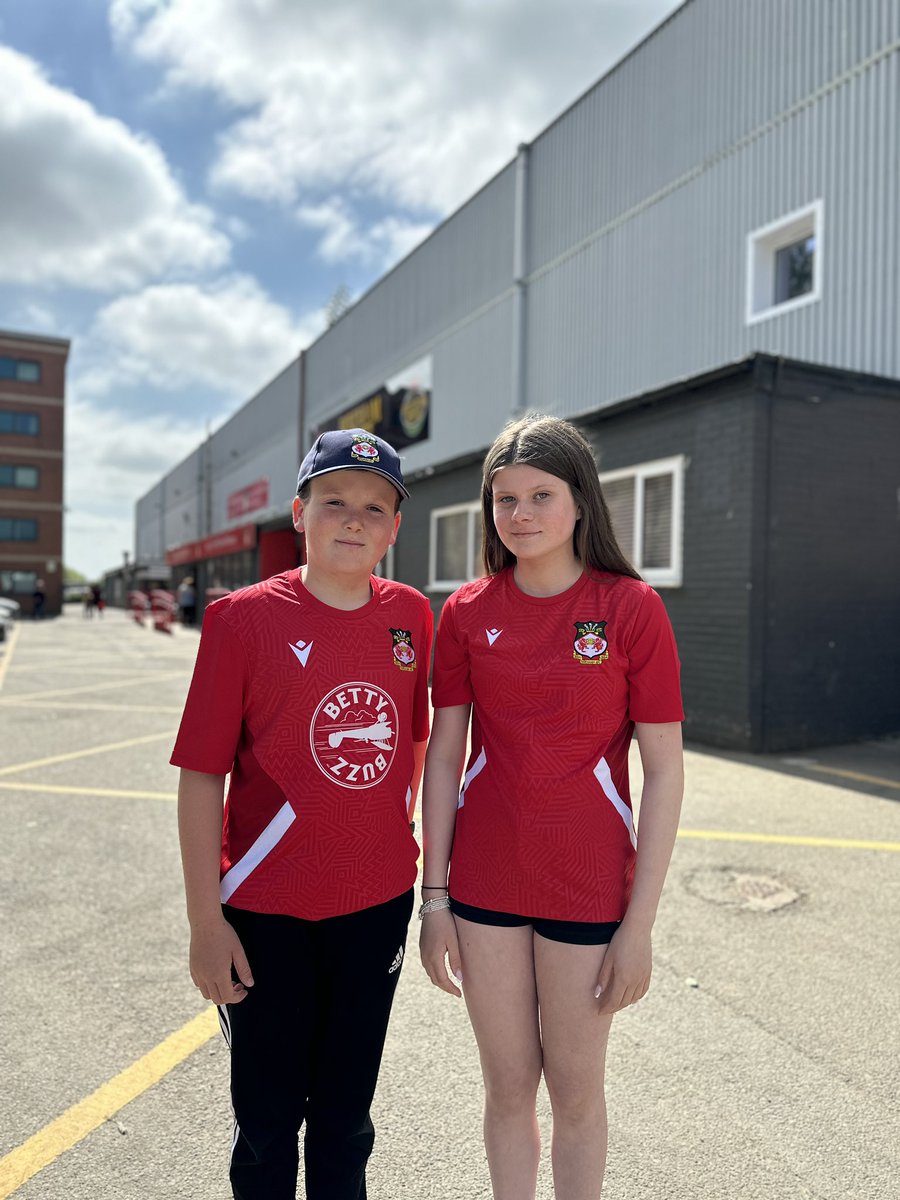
[573,621,609,664]
[390,628,417,671]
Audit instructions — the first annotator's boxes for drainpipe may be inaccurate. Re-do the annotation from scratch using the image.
[297,348,308,566]
[510,142,530,415]
[753,356,782,753]
[298,348,307,460]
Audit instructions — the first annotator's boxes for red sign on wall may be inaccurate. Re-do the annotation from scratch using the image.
[227,479,270,520]
[166,522,257,567]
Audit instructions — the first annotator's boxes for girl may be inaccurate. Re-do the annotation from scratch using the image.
[419,415,684,1200]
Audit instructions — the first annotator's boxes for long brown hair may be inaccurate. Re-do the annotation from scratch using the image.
[481,414,640,579]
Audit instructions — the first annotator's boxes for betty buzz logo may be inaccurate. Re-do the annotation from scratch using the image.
[573,621,609,664]
[389,628,417,672]
[309,682,398,789]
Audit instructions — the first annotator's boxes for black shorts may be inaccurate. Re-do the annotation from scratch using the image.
[449,896,620,945]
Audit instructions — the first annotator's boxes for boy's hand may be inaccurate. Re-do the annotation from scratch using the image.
[594,924,651,1014]
[419,910,463,998]
[189,917,254,1006]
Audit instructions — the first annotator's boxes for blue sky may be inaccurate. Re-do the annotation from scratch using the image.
[0,0,681,579]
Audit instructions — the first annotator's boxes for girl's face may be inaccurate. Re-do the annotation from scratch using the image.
[490,464,581,567]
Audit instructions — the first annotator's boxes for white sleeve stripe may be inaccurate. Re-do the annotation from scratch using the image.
[593,756,637,849]
[458,746,487,810]
[220,801,296,903]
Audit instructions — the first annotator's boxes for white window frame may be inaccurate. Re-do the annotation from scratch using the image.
[374,542,395,580]
[746,200,823,325]
[429,500,481,591]
[599,454,685,588]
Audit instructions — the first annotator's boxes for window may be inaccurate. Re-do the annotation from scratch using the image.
[0,464,39,489]
[0,518,38,541]
[0,357,41,383]
[0,411,40,436]
[599,455,685,587]
[0,570,37,594]
[374,543,395,580]
[746,201,823,324]
[429,501,481,589]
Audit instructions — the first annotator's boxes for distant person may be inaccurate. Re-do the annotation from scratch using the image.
[92,584,105,617]
[176,576,197,626]
[419,415,684,1200]
[172,429,432,1199]
[82,586,95,619]
[32,578,46,620]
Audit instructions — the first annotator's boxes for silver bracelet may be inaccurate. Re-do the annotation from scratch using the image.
[418,895,451,920]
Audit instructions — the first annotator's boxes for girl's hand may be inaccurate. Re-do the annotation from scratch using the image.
[594,924,652,1014]
[419,909,464,998]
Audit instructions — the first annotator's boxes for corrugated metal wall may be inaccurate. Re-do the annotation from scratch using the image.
[137,0,900,546]
[525,0,900,418]
[209,360,300,531]
[302,0,900,458]
[304,162,517,463]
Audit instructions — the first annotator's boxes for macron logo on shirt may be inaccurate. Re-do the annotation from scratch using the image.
[485,628,503,647]
[289,639,314,667]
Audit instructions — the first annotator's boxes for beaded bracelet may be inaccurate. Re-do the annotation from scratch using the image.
[418,895,451,920]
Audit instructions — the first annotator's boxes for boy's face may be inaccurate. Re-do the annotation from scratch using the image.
[292,470,401,578]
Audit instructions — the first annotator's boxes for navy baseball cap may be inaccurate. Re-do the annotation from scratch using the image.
[296,428,409,500]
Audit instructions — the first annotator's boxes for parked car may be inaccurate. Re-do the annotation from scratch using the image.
[0,597,20,643]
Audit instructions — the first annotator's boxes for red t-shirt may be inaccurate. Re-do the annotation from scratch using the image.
[171,570,433,919]
[431,568,683,922]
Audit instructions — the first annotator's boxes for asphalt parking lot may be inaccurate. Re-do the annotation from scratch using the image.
[0,608,898,1199]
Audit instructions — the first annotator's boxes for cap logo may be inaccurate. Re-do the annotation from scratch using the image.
[351,438,380,463]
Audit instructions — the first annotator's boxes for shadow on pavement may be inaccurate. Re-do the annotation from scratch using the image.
[685,734,900,803]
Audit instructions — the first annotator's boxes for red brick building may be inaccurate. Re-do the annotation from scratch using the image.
[0,330,70,617]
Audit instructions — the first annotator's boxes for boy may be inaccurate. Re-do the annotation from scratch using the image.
[172,429,432,1200]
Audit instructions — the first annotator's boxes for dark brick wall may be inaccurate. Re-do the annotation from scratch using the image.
[760,361,900,750]
[582,372,761,749]
[390,357,900,751]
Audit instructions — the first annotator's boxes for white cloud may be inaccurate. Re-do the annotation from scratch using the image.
[76,274,322,402]
[63,274,323,576]
[0,45,230,291]
[64,393,204,579]
[295,198,432,268]
[109,0,679,216]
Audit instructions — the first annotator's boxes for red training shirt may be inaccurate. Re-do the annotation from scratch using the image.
[171,570,433,919]
[431,568,683,922]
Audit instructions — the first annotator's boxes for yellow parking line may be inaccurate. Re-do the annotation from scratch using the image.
[0,1008,219,1199]
[8,670,185,702]
[0,781,176,802]
[801,763,900,791]
[0,700,183,715]
[0,624,21,693]
[0,731,175,777]
[677,829,900,852]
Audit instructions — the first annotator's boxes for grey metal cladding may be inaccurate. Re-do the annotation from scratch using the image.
[304,162,517,429]
[299,0,900,442]
[527,0,900,270]
[523,0,900,419]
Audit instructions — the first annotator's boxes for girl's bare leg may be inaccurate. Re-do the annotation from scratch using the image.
[455,918,543,1200]
[534,936,614,1200]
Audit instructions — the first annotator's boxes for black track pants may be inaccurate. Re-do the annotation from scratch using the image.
[220,889,414,1200]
